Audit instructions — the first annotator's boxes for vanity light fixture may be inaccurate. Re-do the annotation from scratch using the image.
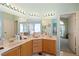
[28,12,39,17]
[1,3,26,15]
[48,13,50,16]
[43,12,55,17]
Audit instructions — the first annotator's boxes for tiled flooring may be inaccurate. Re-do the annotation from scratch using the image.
[60,51,76,56]
[60,38,76,56]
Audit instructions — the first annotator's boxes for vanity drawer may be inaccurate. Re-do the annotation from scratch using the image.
[33,40,42,43]
[33,46,42,53]
[33,39,42,53]
[33,40,42,46]
[33,48,39,53]
[33,43,42,48]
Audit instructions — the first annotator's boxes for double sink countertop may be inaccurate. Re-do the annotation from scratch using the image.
[0,35,57,56]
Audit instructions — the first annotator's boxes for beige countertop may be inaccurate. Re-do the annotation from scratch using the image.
[0,35,57,56]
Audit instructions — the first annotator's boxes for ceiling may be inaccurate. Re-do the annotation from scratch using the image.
[11,3,79,15]
[1,3,79,17]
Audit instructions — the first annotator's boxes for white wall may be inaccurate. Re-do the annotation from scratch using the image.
[68,13,76,53]
[75,11,79,55]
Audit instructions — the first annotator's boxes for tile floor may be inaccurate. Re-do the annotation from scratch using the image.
[60,50,76,56]
[60,38,76,56]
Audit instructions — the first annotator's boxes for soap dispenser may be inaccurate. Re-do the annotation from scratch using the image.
[16,33,20,41]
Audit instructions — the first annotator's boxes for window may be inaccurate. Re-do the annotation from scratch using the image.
[23,24,27,32]
[34,24,41,32]
[19,22,41,34]
[20,23,28,32]
[20,24,23,32]
[29,24,34,34]
[28,23,41,34]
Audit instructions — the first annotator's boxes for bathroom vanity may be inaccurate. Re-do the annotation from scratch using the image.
[0,36,56,56]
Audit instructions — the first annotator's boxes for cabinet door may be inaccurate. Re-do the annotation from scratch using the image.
[48,40,56,55]
[43,39,49,53]
[20,41,33,56]
[2,46,20,56]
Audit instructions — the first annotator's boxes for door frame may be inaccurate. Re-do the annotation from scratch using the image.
[58,12,77,55]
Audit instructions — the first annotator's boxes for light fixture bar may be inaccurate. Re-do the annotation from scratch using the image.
[0,3,26,15]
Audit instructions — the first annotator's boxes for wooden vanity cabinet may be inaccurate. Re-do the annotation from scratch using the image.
[2,46,20,56]
[2,39,56,56]
[20,40,33,56]
[43,39,56,55]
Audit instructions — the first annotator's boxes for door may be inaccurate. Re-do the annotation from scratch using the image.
[3,19,15,39]
[68,13,76,53]
[20,41,33,56]
[43,39,49,53]
[48,40,56,55]
[2,46,20,56]
[3,19,10,39]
